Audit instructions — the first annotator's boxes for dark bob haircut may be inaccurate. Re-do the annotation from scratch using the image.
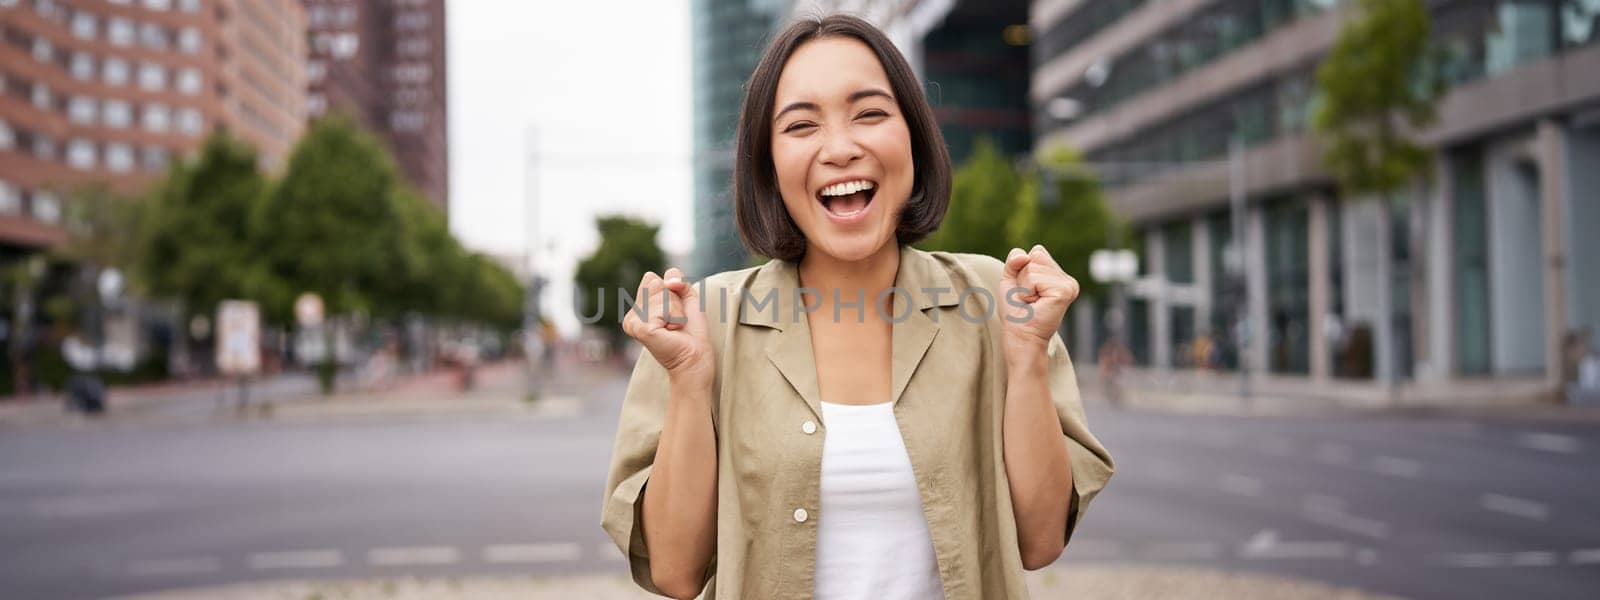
[732,14,952,262]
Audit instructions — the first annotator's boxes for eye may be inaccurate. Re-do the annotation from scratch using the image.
[856,109,889,120]
[782,121,817,134]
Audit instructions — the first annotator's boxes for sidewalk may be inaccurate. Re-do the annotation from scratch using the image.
[116,565,1406,600]
[0,360,578,428]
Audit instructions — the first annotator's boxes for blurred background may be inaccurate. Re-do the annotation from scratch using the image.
[1,0,1597,598]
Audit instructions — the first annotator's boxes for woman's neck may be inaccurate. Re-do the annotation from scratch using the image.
[797,242,901,315]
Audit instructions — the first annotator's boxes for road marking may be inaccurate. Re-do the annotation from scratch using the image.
[1516,432,1580,454]
[1509,551,1558,567]
[1301,506,1390,539]
[128,557,221,576]
[1373,456,1423,479]
[1242,541,1349,560]
[1063,539,1125,559]
[597,543,626,561]
[369,546,460,566]
[1313,443,1353,466]
[483,543,581,564]
[1569,548,1600,565]
[1430,553,1506,568]
[1143,541,1221,560]
[1480,493,1550,521]
[247,550,343,570]
[1301,494,1347,514]
[1219,474,1263,497]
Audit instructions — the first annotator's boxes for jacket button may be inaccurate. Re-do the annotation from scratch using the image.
[793,508,808,523]
[801,420,817,434]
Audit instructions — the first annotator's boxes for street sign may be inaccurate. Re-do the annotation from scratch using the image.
[216,300,260,376]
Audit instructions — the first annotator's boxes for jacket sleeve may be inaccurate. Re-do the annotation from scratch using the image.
[1042,330,1115,545]
[601,349,675,596]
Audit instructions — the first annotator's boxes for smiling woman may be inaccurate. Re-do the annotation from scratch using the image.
[602,13,1113,600]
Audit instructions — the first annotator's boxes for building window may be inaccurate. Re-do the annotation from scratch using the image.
[103,99,132,128]
[397,37,430,56]
[66,138,96,170]
[144,0,171,11]
[307,60,326,81]
[140,22,168,49]
[31,37,53,63]
[106,143,134,172]
[31,82,51,110]
[32,133,55,160]
[178,0,199,12]
[178,27,201,53]
[177,68,202,95]
[142,145,169,171]
[138,62,167,91]
[395,11,429,30]
[0,181,19,215]
[142,103,170,132]
[103,57,130,85]
[307,93,326,116]
[337,5,357,25]
[176,107,202,135]
[108,17,136,46]
[330,32,359,58]
[71,52,95,80]
[71,12,97,39]
[0,118,13,150]
[32,190,61,223]
[390,110,425,131]
[68,96,97,124]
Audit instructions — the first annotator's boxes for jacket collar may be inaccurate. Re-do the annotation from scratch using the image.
[741,244,959,418]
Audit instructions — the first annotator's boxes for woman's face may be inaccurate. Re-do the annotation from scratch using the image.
[770,37,915,263]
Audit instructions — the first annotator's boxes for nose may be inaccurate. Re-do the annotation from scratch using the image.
[816,128,863,167]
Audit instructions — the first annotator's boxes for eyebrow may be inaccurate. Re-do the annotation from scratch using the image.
[773,88,895,122]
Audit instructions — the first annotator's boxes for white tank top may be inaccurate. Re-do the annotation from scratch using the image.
[813,401,945,599]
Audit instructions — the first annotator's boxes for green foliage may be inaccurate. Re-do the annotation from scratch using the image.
[135,134,285,318]
[918,138,1123,298]
[920,138,1023,258]
[130,118,522,333]
[1313,0,1440,196]
[574,216,666,351]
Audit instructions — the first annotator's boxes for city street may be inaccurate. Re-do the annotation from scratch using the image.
[1,364,1597,599]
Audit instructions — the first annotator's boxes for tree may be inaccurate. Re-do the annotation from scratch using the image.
[135,134,284,323]
[1010,145,1124,300]
[574,215,666,354]
[1313,0,1440,383]
[919,138,1023,258]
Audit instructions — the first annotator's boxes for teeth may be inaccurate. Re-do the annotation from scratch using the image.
[820,180,875,197]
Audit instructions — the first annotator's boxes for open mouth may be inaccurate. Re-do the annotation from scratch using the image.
[816,179,877,219]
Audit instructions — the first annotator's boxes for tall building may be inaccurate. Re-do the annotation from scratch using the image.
[689,0,785,277]
[0,0,308,255]
[1032,0,1600,403]
[303,0,448,211]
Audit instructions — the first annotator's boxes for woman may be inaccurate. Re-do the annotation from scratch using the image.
[603,14,1113,600]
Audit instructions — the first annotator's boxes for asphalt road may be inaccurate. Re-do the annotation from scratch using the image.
[1,367,1597,599]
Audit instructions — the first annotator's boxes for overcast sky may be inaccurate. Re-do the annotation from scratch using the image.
[446,0,694,335]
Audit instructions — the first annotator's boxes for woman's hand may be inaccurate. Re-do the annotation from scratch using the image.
[622,267,714,388]
[998,245,1081,363]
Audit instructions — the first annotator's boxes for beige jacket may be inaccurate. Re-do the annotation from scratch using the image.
[602,244,1114,599]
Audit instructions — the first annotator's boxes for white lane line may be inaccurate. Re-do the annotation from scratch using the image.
[369,546,460,566]
[1314,443,1353,466]
[1063,539,1126,559]
[128,557,221,576]
[1219,474,1263,498]
[1301,506,1391,539]
[247,550,343,570]
[1143,541,1221,560]
[1242,541,1349,560]
[1516,432,1581,454]
[1301,494,1347,514]
[1373,456,1423,479]
[597,543,627,562]
[1429,552,1506,568]
[482,543,581,564]
[1510,551,1559,567]
[1480,493,1551,521]
[1569,548,1600,565]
